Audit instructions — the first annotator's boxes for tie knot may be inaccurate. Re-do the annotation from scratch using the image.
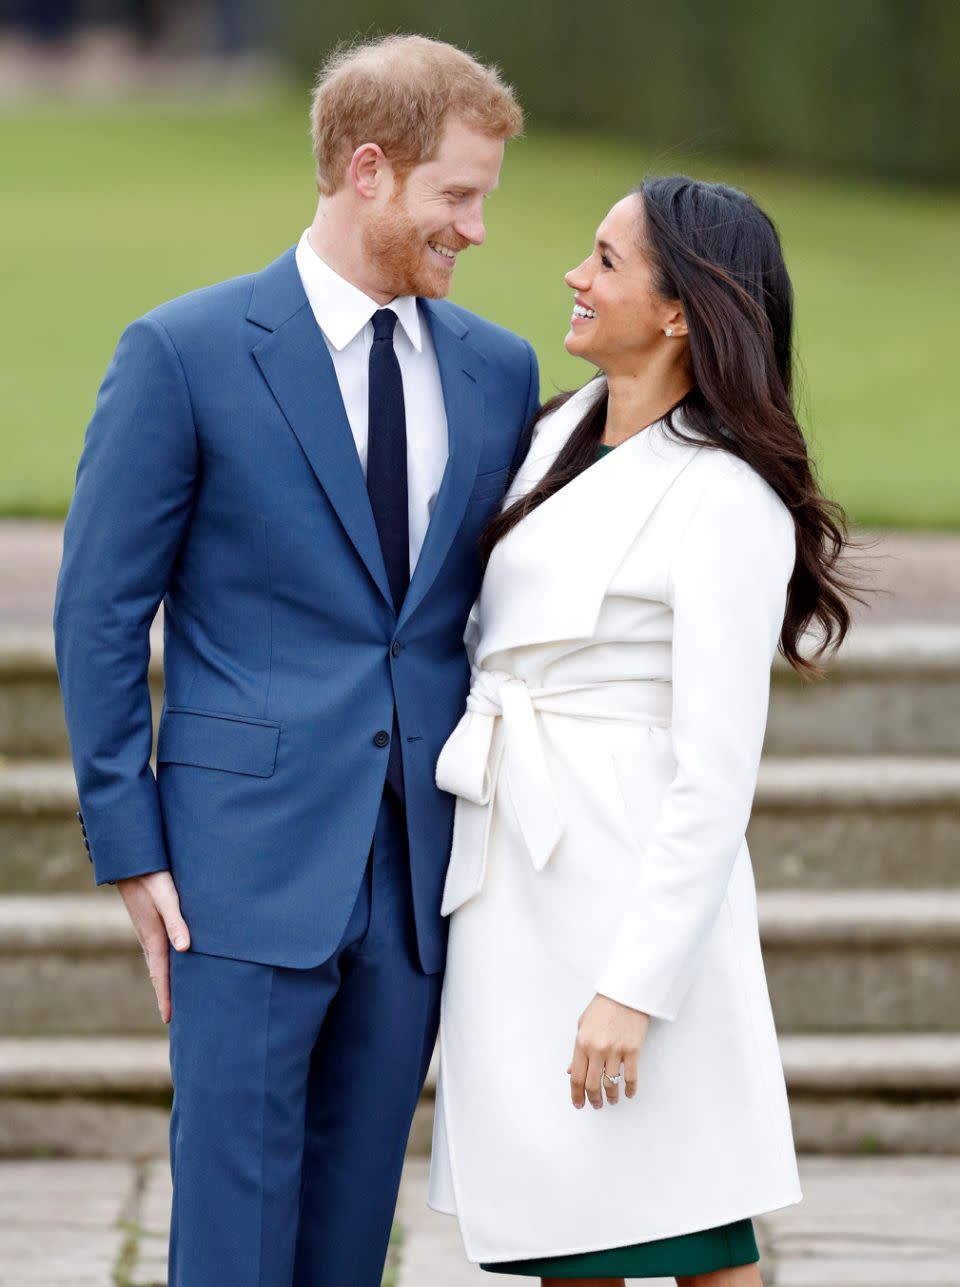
[372,309,398,343]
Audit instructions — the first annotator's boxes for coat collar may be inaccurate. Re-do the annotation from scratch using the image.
[475,377,703,665]
[248,249,485,623]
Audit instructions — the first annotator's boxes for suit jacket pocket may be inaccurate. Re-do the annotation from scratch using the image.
[468,465,511,503]
[157,707,281,778]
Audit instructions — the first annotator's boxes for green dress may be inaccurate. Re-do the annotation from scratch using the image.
[477,439,760,1279]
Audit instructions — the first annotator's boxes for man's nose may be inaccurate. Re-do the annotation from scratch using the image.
[455,201,486,247]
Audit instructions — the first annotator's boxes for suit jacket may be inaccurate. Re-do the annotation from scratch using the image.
[53,246,539,973]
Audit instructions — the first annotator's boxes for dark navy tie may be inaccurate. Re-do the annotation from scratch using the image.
[367,308,408,800]
[367,309,409,613]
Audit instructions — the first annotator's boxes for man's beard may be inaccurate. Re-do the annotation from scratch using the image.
[362,189,463,300]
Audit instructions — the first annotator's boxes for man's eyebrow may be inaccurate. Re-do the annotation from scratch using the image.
[444,177,500,193]
[598,238,623,260]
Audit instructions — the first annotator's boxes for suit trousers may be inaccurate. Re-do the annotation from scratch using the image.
[166,791,442,1287]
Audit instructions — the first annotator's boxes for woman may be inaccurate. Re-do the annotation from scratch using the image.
[427,176,855,1285]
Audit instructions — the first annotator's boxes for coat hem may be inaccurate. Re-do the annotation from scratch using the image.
[452,1185,804,1265]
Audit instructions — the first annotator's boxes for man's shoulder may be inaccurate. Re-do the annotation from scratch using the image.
[138,246,298,345]
[142,268,258,338]
[426,299,532,366]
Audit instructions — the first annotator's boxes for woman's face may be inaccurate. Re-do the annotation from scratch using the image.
[563,194,685,372]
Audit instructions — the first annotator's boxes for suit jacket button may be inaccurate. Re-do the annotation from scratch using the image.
[373,729,390,748]
[391,641,402,657]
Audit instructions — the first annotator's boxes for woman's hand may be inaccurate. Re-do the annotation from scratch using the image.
[567,994,650,1109]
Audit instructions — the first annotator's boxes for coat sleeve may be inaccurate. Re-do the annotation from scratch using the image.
[53,315,198,885]
[593,458,796,1020]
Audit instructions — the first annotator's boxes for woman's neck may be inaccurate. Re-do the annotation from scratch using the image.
[602,367,692,446]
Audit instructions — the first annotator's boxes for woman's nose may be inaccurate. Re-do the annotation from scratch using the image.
[565,264,589,290]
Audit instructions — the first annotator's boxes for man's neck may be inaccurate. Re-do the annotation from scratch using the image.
[307,205,395,306]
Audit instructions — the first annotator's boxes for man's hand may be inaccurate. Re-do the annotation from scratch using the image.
[116,871,190,1024]
[567,993,650,1110]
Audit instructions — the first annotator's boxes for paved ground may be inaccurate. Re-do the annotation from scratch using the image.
[1,1154,958,1286]
[4,519,960,629]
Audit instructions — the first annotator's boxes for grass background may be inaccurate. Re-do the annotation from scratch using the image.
[3,95,958,525]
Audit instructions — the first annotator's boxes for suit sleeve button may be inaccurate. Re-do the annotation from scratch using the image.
[373,730,390,748]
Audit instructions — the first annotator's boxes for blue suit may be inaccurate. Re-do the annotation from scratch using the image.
[54,247,538,1285]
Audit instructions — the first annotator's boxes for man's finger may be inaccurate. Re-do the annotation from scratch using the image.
[147,873,191,951]
[146,942,171,1025]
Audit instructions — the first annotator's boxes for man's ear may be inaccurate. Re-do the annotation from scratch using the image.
[349,143,387,199]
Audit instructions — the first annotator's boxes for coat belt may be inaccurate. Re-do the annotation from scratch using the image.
[436,668,671,914]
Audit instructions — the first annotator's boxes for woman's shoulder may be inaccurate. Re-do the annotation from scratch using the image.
[682,439,790,523]
[665,440,795,573]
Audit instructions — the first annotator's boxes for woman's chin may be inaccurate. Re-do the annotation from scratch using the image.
[563,329,593,360]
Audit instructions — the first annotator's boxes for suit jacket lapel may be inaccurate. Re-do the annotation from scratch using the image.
[248,250,393,610]
[398,300,485,629]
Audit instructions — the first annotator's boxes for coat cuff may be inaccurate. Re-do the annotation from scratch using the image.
[78,806,170,886]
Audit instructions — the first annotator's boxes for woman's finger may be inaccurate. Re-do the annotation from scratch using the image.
[584,1051,605,1109]
[569,1044,588,1109]
[603,1055,622,1105]
[623,1047,640,1099]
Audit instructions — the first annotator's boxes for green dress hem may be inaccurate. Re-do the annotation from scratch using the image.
[478,1217,759,1278]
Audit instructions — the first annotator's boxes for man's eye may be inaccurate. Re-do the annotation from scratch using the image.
[600,253,614,269]
[447,191,467,201]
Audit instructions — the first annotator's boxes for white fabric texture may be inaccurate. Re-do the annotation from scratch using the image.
[429,378,803,1262]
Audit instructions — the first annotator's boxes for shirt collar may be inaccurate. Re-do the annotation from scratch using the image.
[295,229,422,353]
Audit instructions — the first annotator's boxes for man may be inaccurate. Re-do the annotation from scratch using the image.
[54,34,536,1286]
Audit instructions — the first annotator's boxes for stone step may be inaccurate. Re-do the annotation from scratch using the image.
[1,1033,958,1159]
[760,890,960,1031]
[766,624,960,755]
[749,756,960,888]
[4,754,958,893]
[2,891,960,1036]
[4,623,960,758]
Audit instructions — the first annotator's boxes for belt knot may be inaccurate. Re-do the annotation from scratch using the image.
[436,666,565,914]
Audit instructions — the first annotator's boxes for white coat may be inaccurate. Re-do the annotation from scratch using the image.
[427,377,803,1263]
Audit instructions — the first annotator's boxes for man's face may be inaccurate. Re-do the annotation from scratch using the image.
[362,116,505,299]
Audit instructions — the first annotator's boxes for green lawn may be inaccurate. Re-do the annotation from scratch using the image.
[3,96,958,525]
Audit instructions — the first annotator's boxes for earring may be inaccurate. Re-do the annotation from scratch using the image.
[665,327,674,337]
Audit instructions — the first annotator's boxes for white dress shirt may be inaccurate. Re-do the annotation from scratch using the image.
[294,229,449,576]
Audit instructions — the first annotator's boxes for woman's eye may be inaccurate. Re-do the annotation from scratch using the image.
[600,253,613,269]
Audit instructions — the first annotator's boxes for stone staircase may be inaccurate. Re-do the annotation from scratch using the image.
[1,624,959,1159]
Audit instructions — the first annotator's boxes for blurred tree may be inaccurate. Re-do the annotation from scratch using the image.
[271,0,960,181]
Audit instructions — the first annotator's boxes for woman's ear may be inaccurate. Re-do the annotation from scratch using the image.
[662,305,688,339]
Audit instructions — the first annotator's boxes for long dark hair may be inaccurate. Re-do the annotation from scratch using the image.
[481,175,859,676]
